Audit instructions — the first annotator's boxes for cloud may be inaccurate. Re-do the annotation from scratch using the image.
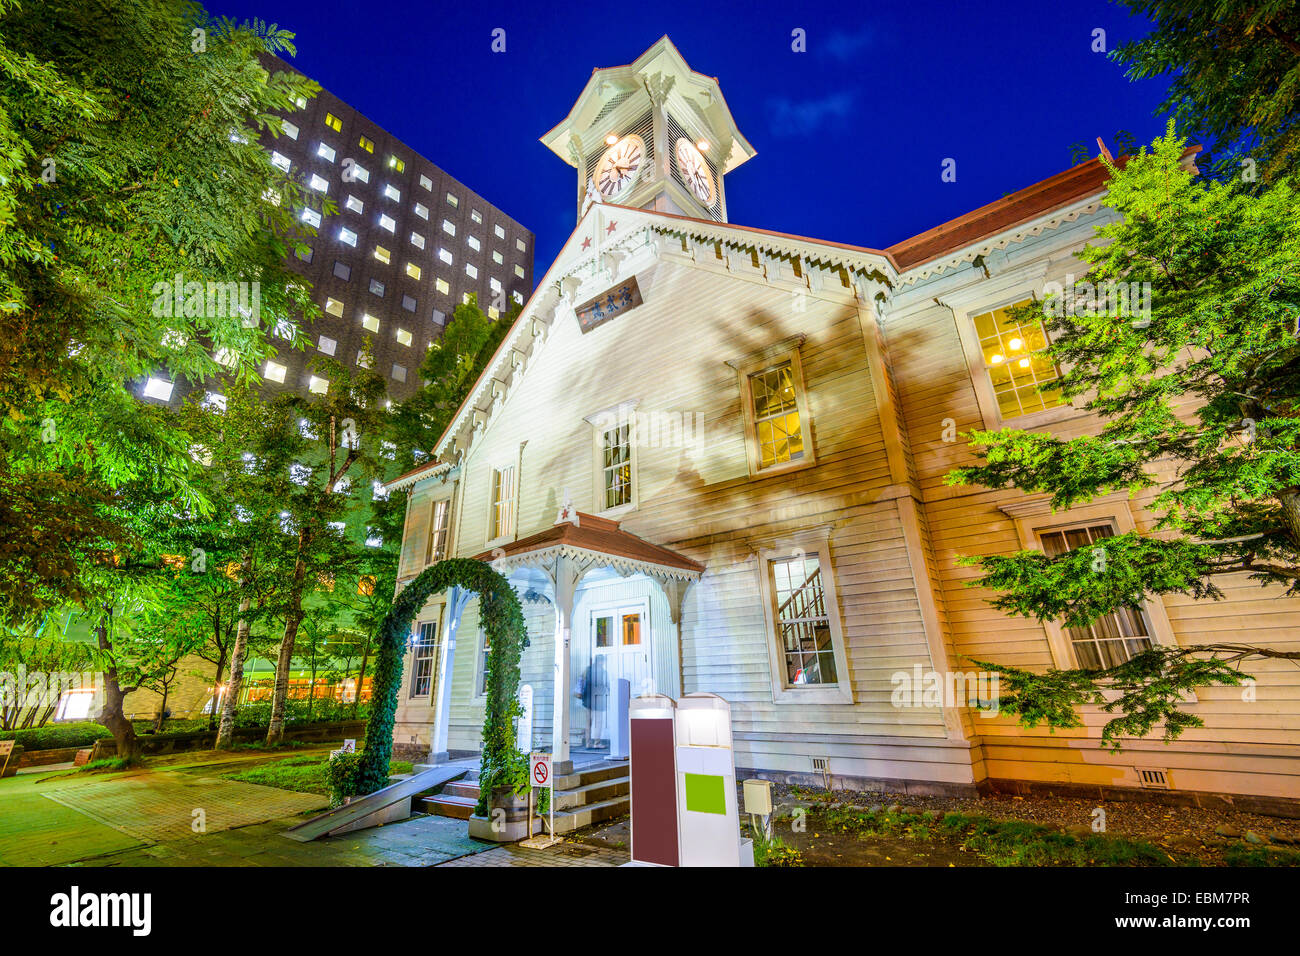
[767,91,857,138]
[824,27,877,61]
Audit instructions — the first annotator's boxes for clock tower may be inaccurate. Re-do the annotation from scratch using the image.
[541,37,756,225]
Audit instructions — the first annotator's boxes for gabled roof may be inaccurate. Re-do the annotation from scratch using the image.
[472,512,703,578]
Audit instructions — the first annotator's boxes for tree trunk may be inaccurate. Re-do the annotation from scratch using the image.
[352,640,371,719]
[152,682,169,734]
[208,650,226,732]
[95,615,140,761]
[266,538,309,746]
[1279,489,1300,552]
[215,559,254,750]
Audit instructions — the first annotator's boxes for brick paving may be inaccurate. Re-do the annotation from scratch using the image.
[437,840,629,867]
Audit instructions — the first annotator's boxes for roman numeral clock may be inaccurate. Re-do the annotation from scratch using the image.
[541,37,756,226]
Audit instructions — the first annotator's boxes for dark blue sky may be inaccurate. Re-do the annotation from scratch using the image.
[216,0,1170,276]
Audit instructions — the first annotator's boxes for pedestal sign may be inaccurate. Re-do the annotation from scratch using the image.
[0,740,13,779]
[521,751,560,849]
[516,684,533,753]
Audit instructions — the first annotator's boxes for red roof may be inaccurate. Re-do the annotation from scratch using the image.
[472,513,703,574]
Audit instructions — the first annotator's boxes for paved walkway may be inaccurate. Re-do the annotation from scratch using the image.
[0,753,625,867]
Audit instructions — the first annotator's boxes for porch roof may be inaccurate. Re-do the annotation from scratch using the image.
[471,512,704,580]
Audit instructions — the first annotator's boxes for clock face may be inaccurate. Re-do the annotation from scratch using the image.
[675,138,714,204]
[596,134,644,198]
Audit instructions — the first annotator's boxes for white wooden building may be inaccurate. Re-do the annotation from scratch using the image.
[383,38,1299,808]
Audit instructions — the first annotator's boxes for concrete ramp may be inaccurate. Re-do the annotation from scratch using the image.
[282,765,467,842]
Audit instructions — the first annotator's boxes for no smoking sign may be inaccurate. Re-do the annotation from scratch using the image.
[530,752,552,789]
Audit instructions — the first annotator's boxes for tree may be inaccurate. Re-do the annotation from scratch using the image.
[0,0,320,618]
[946,126,1300,748]
[1111,0,1300,179]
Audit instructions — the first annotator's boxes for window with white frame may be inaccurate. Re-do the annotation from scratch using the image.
[600,415,633,510]
[345,194,364,214]
[741,355,811,472]
[419,174,433,190]
[301,207,322,228]
[316,142,336,163]
[489,464,515,540]
[477,629,491,695]
[410,231,425,249]
[972,298,1065,419]
[414,202,429,220]
[379,213,395,232]
[769,552,836,686]
[281,120,299,140]
[1038,522,1153,668]
[409,617,440,698]
[309,173,329,193]
[426,498,451,564]
[383,184,401,201]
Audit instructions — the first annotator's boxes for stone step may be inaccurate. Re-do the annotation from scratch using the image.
[554,776,629,811]
[441,781,481,800]
[424,793,477,820]
[550,794,630,834]
[553,762,629,791]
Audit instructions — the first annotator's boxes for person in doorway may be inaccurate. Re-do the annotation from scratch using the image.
[574,661,598,748]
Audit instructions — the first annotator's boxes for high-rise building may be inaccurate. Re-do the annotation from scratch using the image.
[243,56,535,403]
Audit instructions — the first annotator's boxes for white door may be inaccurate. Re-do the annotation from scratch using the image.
[588,604,649,745]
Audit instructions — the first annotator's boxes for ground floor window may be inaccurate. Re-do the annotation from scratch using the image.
[410,618,440,698]
[1038,522,1153,668]
[769,552,836,686]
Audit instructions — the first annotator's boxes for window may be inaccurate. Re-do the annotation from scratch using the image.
[401,294,416,312]
[345,194,364,214]
[492,250,504,265]
[410,231,426,250]
[489,464,515,540]
[281,120,299,140]
[488,306,500,319]
[973,298,1064,418]
[369,278,385,297]
[308,375,329,395]
[384,184,401,201]
[746,359,808,471]
[379,214,396,232]
[338,226,357,247]
[350,162,370,184]
[202,391,226,412]
[143,377,173,402]
[432,308,446,325]
[446,192,458,207]
[511,290,523,305]
[426,499,451,564]
[362,313,380,332]
[465,263,478,279]
[318,335,337,355]
[435,278,450,295]
[494,224,505,239]
[333,261,351,280]
[358,135,375,153]
[374,245,391,264]
[410,619,439,698]
[419,174,433,190]
[309,173,329,193]
[490,277,502,293]
[769,553,837,687]
[514,264,525,278]
[295,245,312,263]
[263,360,287,384]
[516,238,526,252]
[477,629,491,695]
[396,327,412,347]
[405,262,421,280]
[439,248,453,265]
[316,142,336,163]
[356,350,372,368]
[471,209,482,224]
[324,111,343,132]
[388,155,405,173]
[414,202,429,220]
[1039,523,1153,668]
[391,363,406,382]
[300,207,322,228]
[442,219,455,236]
[270,151,291,172]
[601,415,633,510]
[467,235,481,251]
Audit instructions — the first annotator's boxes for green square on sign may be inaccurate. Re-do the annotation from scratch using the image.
[683,773,726,815]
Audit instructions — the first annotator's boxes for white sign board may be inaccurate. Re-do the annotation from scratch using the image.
[0,741,13,757]
[530,751,552,789]
[516,684,533,753]
[340,739,356,753]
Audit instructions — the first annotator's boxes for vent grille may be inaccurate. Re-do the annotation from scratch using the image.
[811,756,832,790]
[666,111,722,220]
[587,89,634,130]
[1137,768,1170,789]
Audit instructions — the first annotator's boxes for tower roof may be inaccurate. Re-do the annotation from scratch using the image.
[540,36,756,175]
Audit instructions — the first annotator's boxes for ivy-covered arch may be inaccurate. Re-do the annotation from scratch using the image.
[355,558,527,811]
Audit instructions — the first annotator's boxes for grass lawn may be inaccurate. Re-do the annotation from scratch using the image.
[224,754,414,797]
